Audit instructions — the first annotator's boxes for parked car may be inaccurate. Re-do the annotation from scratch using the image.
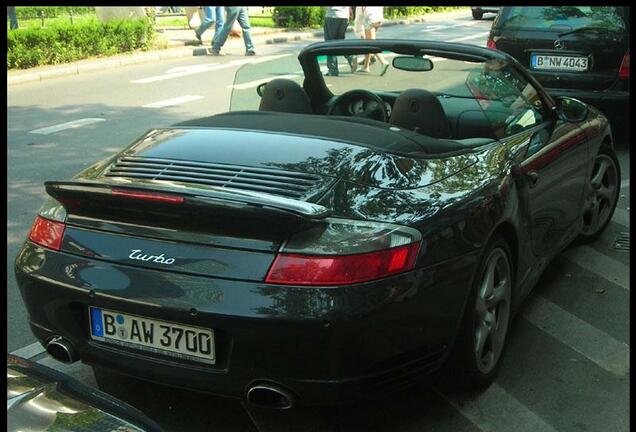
[7,354,163,432]
[471,6,500,20]
[15,39,620,408]
[487,6,630,132]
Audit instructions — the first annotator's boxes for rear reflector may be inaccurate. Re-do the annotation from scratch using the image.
[28,216,66,251]
[619,50,629,79]
[111,189,185,204]
[486,38,496,50]
[265,242,420,286]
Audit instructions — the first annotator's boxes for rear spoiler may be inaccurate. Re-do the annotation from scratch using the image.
[44,180,332,220]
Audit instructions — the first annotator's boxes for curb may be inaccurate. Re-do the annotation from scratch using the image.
[8,9,469,86]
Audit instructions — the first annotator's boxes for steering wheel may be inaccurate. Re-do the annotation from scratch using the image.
[326,89,389,122]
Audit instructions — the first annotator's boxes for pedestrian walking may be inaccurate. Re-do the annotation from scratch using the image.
[360,6,389,75]
[323,6,355,76]
[194,7,225,46]
[7,6,18,30]
[354,7,365,39]
[211,6,256,56]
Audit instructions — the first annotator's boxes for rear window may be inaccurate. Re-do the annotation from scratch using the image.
[497,6,625,32]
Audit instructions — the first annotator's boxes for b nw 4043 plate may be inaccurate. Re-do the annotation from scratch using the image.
[89,307,215,364]
[531,54,589,72]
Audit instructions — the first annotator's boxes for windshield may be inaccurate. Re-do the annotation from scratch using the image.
[497,6,625,32]
[230,48,548,141]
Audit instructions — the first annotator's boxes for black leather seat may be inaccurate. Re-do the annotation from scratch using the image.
[259,79,313,115]
[390,89,451,139]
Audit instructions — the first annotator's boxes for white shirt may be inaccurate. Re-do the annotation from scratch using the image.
[326,7,350,19]
[364,6,384,24]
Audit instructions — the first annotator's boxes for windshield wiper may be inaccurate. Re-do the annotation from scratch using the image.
[558,25,621,37]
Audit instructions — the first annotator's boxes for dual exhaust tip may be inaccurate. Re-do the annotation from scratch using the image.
[46,336,78,364]
[245,383,295,410]
[45,336,295,410]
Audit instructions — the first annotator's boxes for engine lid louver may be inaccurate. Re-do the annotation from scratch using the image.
[105,156,330,201]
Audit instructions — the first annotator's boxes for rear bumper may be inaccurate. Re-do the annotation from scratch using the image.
[16,242,480,405]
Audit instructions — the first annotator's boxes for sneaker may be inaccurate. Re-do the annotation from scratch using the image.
[210,49,223,56]
[245,49,256,56]
[194,31,202,42]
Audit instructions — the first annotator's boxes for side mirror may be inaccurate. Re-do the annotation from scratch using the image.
[555,96,589,122]
[256,82,267,97]
[392,56,434,72]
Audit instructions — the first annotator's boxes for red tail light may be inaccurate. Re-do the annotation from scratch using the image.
[486,38,497,50]
[111,189,185,204]
[28,216,66,251]
[265,242,420,286]
[619,50,629,79]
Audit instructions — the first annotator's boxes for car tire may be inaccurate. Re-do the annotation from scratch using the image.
[576,145,621,244]
[472,10,483,20]
[440,235,513,391]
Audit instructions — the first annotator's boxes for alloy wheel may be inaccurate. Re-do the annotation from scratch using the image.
[581,154,619,236]
[474,248,511,374]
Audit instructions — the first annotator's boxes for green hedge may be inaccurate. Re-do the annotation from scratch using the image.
[15,6,95,19]
[8,18,154,69]
[384,6,466,19]
[273,7,327,28]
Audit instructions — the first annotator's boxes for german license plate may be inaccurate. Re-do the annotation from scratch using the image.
[89,307,215,364]
[531,54,589,72]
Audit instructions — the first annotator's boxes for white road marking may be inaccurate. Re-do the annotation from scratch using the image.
[10,341,46,359]
[29,118,106,135]
[436,383,560,432]
[562,245,629,290]
[449,32,491,43]
[613,207,629,227]
[143,95,204,108]
[420,20,482,33]
[523,296,630,375]
[131,54,292,84]
[620,178,629,189]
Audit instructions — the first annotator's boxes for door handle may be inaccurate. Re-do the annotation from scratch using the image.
[526,171,540,186]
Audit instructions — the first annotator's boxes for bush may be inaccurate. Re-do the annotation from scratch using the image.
[15,6,95,19]
[7,18,155,69]
[273,7,326,28]
[384,6,465,19]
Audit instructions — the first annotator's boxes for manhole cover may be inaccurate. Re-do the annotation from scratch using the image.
[612,232,630,253]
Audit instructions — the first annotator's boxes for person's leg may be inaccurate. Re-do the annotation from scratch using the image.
[324,17,339,75]
[212,7,239,53]
[371,23,389,75]
[196,7,215,39]
[362,27,374,71]
[236,7,255,53]
[334,18,354,70]
[212,6,225,47]
[8,6,18,30]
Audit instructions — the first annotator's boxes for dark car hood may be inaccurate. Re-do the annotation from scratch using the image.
[86,128,478,194]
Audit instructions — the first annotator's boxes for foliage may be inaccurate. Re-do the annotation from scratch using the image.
[384,6,467,19]
[272,7,327,28]
[15,6,95,19]
[7,18,155,69]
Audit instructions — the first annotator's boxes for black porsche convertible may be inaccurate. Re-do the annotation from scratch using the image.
[15,40,620,408]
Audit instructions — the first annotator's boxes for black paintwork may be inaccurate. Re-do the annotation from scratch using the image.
[15,39,613,405]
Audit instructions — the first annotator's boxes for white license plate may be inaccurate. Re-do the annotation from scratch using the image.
[531,54,589,72]
[89,307,215,364]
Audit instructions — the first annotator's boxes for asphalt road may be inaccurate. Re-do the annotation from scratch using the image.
[7,13,630,432]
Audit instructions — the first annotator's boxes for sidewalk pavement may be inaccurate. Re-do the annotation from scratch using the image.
[8,9,469,86]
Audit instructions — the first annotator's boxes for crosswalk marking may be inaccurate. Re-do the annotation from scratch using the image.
[131,54,292,84]
[436,383,560,432]
[562,245,629,290]
[613,207,629,227]
[142,95,204,108]
[10,341,45,359]
[29,118,105,135]
[523,296,629,376]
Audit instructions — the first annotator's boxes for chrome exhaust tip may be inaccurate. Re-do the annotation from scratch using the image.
[246,383,295,410]
[46,336,78,364]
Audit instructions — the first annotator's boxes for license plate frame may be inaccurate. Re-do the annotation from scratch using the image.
[530,54,589,72]
[89,307,215,365]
